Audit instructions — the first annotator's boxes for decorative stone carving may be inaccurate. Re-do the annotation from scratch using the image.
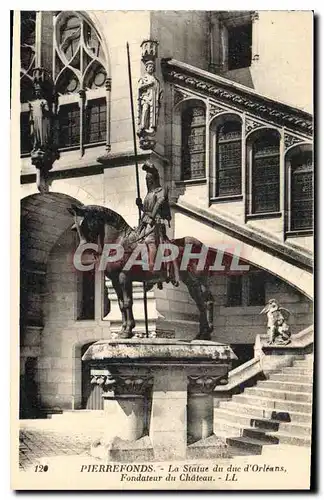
[90,369,153,396]
[137,40,163,150]
[284,133,304,150]
[90,369,116,392]
[29,67,59,194]
[188,375,223,394]
[209,103,226,118]
[162,65,313,135]
[114,375,154,396]
[260,299,291,346]
[173,88,195,107]
[245,117,265,134]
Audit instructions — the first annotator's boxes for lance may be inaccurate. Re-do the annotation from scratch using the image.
[126,41,149,339]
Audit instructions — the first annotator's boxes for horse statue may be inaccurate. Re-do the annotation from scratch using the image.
[68,203,215,340]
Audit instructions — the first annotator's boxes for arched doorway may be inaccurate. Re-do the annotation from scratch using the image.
[20,192,85,416]
[81,342,104,410]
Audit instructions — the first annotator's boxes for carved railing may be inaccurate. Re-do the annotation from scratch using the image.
[214,325,314,397]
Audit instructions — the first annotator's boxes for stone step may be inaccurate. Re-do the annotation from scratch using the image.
[293,359,314,367]
[242,427,280,444]
[233,394,312,413]
[293,361,314,368]
[214,409,311,436]
[269,373,313,384]
[281,367,313,376]
[219,401,312,423]
[214,421,290,445]
[227,446,256,457]
[226,436,271,455]
[214,409,278,429]
[270,431,311,447]
[228,429,311,450]
[214,420,245,437]
[241,428,311,446]
[244,387,312,403]
[257,380,313,393]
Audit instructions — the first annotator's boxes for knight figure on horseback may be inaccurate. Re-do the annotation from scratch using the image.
[136,161,180,287]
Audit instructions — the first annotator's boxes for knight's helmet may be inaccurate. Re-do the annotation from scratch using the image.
[142,161,161,186]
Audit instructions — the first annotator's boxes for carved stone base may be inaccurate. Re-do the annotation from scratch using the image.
[83,338,236,461]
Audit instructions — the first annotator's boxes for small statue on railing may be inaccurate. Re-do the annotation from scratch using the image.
[260,299,291,345]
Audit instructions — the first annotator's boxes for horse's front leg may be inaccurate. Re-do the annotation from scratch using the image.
[110,273,128,335]
[119,272,135,338]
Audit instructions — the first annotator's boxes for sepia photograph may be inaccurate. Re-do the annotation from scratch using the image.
[11,8,314,490]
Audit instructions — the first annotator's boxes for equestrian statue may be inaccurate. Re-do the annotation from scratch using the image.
[68,161,215,340]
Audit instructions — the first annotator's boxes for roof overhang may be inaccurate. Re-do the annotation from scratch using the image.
[161,58,313,137]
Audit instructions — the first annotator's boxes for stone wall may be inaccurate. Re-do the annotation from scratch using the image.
[151,11,209,70]
[37,229,111,410]
[155,270,313,346]
[218,11,313,113]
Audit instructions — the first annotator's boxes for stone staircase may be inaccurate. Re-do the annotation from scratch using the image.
[214,354,313,455]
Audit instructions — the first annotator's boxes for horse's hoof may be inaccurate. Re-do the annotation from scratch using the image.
[118,330,133,339]
[194,333,211,341]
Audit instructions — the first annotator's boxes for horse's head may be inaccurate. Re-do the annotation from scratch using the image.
[68,203,130,248]
[68,203,105,245]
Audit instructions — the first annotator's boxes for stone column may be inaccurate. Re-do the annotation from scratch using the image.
[187,375,220,443]
[90,368,152,441]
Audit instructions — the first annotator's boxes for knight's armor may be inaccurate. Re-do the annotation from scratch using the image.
[138,162,179,286]
[139,186,170,243]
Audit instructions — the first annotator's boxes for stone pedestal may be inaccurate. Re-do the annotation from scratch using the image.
[82,339,236,461]
[188,388,214,442]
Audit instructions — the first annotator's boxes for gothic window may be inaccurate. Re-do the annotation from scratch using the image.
[58,103,80,148]
[54,12,109,152]
[20,11,110,156]
[181,106,206,180]
[85,98,107,144]
[251,131,280,214]
[289,151,313,232]
[216,121,242,196]
[20,11,36,104]
[20,11,37,155]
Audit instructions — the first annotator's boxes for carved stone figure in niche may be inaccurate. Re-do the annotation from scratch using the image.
[260,299,291,345]
[137,60,162,137]
[30,85,51,153]
[29,69,59,194]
